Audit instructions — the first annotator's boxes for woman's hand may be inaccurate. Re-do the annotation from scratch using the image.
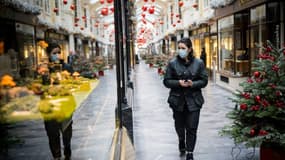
[179,80,193,87]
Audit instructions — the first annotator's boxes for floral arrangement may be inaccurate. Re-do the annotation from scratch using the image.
[221,41,285,148]
[37,40,49,49]
[0,75,16,88]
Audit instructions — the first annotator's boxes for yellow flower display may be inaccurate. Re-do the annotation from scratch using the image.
[0,74,16,87]
[37,40,48,49]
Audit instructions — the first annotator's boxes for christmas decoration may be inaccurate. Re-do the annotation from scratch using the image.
[0,0,41,15]
[148,6,155,14]
[70,4,75,10]
[210,0,235,9]
[101,7,109,16]
[99,0,104,4]
[221,41,285,150]
[63,0,68,5]
[178,1,184,7]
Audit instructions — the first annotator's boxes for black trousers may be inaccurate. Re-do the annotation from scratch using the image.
[44,120,72,158]
[173,108,200,152]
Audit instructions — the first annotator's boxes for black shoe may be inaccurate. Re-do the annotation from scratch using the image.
[186,152,194,160]
[179,140,185,156]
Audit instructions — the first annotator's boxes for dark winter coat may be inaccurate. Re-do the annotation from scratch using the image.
[163,56,208,112]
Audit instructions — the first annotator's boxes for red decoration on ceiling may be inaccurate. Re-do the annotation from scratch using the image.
[101,7,109,16]
[70,4,75,10]
[177,19,181,23]
[151,0,155,2]
[63,0,68,5]
[53,8,59,13]
[74,23,78,27]
[192,3,198,8]
[172,24,176,27]
[143,0,148,2]
[142,6,147,12]
[75,17,80,22]
[178,1,184,7]
[80,27,84,30]
[148,6,155,14]
[176,14,180,17]
[100,0,104,4]
[141,13,146,18]
[107,0,113,3]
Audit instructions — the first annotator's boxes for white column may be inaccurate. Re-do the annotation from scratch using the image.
[184,29,189,38]
[69,34,75,54]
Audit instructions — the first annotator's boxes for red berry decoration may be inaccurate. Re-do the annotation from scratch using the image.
[70,4,75,10]
[179,1,184,7]
[63,0,68,5]
[53,8,59,13]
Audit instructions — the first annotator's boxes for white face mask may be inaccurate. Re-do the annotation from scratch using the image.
[178,49,188,58]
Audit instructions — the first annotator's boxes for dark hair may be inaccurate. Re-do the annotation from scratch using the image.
[178,37,192,48]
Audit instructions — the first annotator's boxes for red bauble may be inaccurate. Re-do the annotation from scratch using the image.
[151,0,155,2]
[75,17,80,22]
[250,129,255,136]
[141,13,146,18]
[144,0,148,2]
[142,6,147,12]
[179,1,184,7]
[80,27,84,30]
[53,8,59,13]
[99,0,104,4]
[259,130,268,136]
[70,4,75,10]
[148,6,155,14]
[193,3,198,8]
[172,24,176,27]
[255,95,261,102]
[254,71,260,78]
[110,7,114,12]
[107,0,113,3]
[177,19,181,23]
[74,23,78,27]
[240,103,247,110]
[94,23,99,27]
[63,0,68,5]
[101,7,109,16]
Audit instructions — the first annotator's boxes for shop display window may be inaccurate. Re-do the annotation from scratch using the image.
[218,15,234,75]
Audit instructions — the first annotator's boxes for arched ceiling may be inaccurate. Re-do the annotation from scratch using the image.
[89,0,169,45]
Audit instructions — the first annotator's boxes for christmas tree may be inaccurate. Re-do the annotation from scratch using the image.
[222,40,285,148]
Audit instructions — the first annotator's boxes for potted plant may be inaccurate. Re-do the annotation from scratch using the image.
[221,41,285,159]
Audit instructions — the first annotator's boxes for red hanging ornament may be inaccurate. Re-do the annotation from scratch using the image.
[110,7,114,12]
[75,17,80,22]
[141,13,146,18]
[159,21,164,24]
[176,14,180,18]
[101,7,109,16]
[142,6,147,12]
[94,23,99,27]
[80,27,84,30]
[82,16,86,19]
[177,19,181,23]
[148,6,155,14]
[53,8,59,13]
[74,23,78,27]
[107,0,113,3]
[179,1,184,7]
[192,3,198,8]
[99,0,104,4]
[172,24,176,27]
[171,12,174,17]
[151,0,155,2]
[63,0,68,5]
[70,4,75,10]
[143,0,148,2]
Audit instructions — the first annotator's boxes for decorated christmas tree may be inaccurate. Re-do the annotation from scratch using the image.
[222,40,285,148]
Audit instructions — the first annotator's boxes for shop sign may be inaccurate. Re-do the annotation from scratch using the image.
[15,23,34,35]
